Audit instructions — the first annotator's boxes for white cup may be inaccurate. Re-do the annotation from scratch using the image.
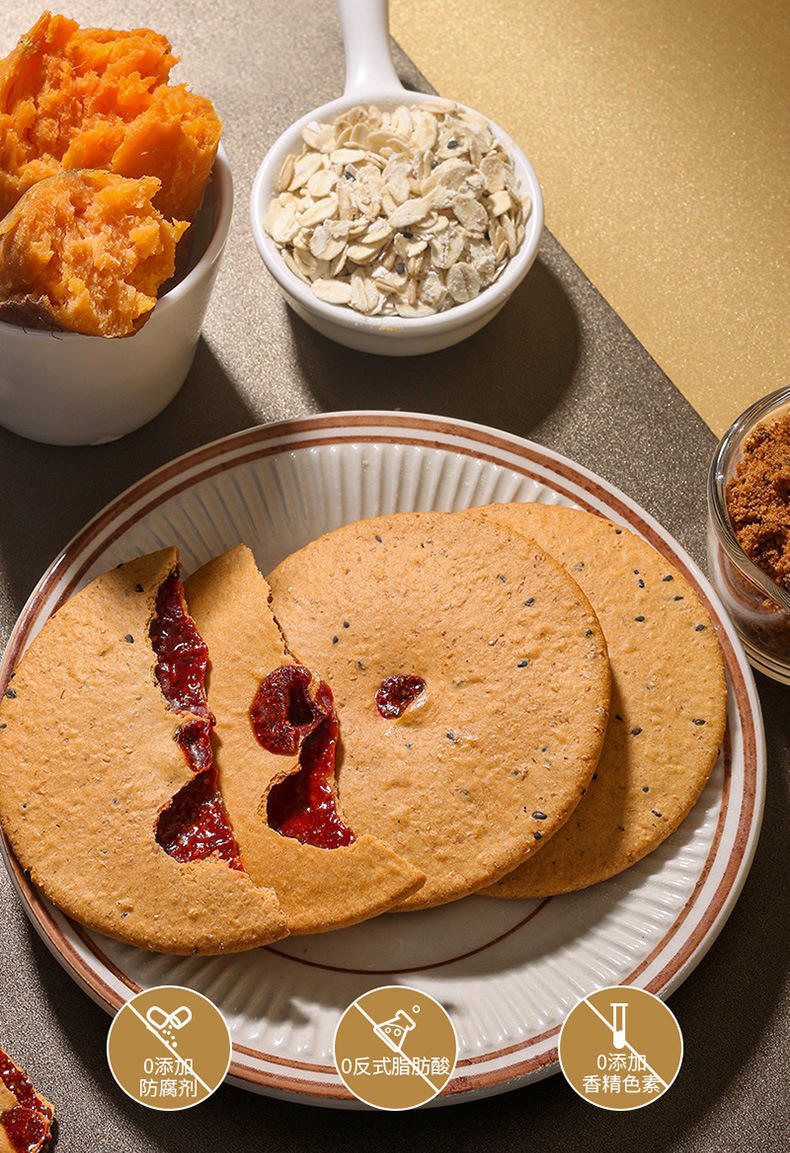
[0,144,233,446]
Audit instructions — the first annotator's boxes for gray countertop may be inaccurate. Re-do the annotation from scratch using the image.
[0,3,787,1151]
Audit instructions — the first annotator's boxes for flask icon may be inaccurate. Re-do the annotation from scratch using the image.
[372,1009,416,1052]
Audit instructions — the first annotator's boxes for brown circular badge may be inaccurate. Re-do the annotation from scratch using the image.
[559,986,683,1110]
[333,986,457,1109]
[106,985,231,1110]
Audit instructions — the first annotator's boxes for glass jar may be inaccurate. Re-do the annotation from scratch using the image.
[707,385,790,684]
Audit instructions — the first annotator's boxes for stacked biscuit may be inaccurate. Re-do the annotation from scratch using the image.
[0,507,727,955]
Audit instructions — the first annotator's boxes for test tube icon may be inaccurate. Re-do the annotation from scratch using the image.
[611,1003,628,1049]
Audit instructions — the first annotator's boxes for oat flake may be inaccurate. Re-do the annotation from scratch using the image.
[264,102,531,316]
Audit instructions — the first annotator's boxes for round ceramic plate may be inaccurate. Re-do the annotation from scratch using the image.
[0,412,765,1107]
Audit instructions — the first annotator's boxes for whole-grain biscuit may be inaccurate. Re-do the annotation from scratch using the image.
[267,511,611,911]
[469,504,728,897]
[0,549,288,955]
[184,545,425,934]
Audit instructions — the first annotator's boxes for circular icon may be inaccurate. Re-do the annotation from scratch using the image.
[559,986,683,1110]
[334,985,457,1109]
[107,985,231,1110]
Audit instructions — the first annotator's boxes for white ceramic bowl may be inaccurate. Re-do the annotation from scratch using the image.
[250,0,543,356]
[0,145,233,446]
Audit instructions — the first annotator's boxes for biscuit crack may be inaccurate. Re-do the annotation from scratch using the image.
[150,568,242,869]
[250,664,354,849]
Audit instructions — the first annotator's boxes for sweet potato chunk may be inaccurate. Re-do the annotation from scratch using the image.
[0,11,220,221]
[0,170,189,337]
[100,84,221,223]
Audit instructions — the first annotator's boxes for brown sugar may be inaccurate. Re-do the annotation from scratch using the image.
[726,412,790,592]
[0,11,220,222]
[0,170,188,337]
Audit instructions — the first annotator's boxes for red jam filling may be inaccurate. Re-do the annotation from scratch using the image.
[249,664,318,755]
[150,571,212,717]
[155,771,241,867]
[2,1107,48,1153]
[174,717,213,774]
[0,1052,47,1117]
[251,665,354,850]
[150,570,241,870]
[375,673,426,718]
[0,1050,51,1153]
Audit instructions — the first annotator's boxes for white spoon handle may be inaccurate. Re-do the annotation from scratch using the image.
[338,0,405,99]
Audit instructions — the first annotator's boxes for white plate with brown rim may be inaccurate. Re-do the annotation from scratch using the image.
[0,411,765,1106]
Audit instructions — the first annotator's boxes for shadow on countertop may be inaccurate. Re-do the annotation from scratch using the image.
[0,338,259,617]
[290,250,580,441]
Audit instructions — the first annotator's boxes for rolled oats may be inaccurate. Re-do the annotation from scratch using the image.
[447,262,481,303]
[312,278,352,305]
[264,102,532,316]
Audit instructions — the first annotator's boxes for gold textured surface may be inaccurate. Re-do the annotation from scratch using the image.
[391,0,789,434]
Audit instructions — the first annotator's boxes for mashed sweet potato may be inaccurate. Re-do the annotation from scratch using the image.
[0,11,221,221]
[0,170,189,336]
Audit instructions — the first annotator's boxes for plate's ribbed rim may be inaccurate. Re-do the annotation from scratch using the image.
[0,411,766,1105]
